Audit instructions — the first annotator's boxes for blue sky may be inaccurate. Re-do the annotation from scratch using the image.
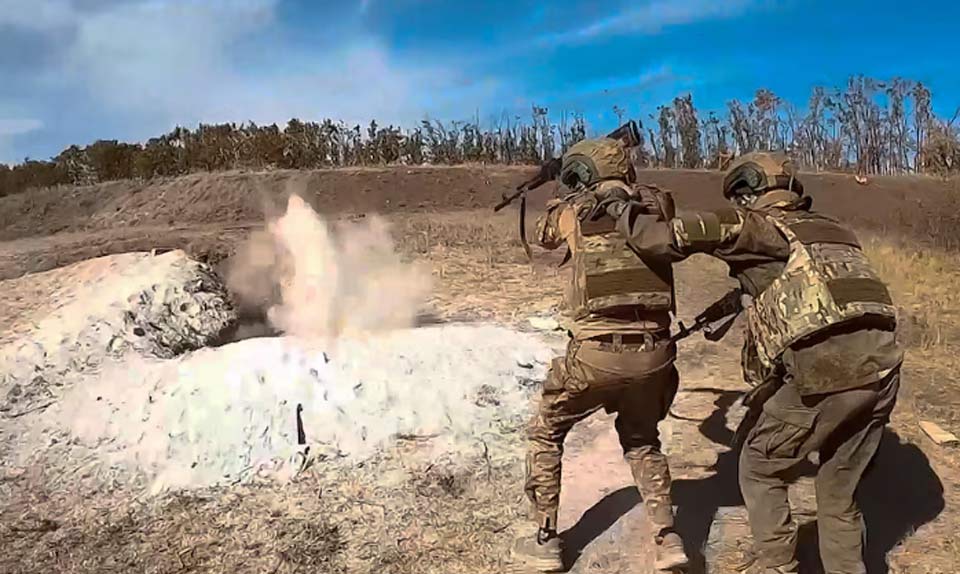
[0,0,957,164]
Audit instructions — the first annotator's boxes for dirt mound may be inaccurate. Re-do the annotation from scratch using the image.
[0,250,236,414]
[0,166,533,242]
[2,167,956,245]
[1,166,956,283]
[7,324,557,495]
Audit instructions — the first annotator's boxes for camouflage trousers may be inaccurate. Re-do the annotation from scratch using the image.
[739,366,901,574]
[524,335,679,534]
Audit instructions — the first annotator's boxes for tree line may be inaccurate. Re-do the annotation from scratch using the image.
[2,75,958,197]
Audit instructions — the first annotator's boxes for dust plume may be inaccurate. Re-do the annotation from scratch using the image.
[227,194,431,338]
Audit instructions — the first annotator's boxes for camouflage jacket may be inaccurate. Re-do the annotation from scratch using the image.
[536,183,673,341]
[615,190,903,395]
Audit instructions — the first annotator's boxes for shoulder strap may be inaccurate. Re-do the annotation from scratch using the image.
[769,211,861,248]
[766,215,799,244]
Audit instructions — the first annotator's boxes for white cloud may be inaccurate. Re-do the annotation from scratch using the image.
[0,0,504,159]
[541,0,755,45]
[0,118,43,164]
[0,118,43,136]
[0,0,77,31]
[243,44,504,128]
[60,0,278,123]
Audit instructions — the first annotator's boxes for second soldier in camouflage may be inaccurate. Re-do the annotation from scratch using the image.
[602,151,903,574]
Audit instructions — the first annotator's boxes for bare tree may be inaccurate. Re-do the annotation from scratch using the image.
[6,74,960,197]
[673,94,702,168]
[913,82,933,172]
[727,100,752,155]
[657,106,678,168]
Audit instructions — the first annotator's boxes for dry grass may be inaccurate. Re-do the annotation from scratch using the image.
[866,237,960,352]
[865,236,960,434]
[855,235,960,571]
[0,433,533,574]
[391,211,567,325]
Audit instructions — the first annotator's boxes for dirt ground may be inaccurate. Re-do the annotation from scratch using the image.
[1,167,959,573]
[0,166,957,281]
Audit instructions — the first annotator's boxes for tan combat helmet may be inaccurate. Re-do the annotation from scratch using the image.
[722,151,804,205]
[560,138,635,189]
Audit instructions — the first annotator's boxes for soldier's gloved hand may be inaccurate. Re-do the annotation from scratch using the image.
[598,197,631,219]
[635,195,661,215]
[592,185,631,202]
[590,187,629,217]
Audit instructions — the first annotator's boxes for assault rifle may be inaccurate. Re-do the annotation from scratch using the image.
[672,288,744,344]
[494,120,643,260]
[493,157,561,214]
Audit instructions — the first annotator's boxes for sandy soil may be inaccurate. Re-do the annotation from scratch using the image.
[1,166,958,574]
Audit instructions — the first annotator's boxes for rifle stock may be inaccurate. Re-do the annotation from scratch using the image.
[494,158,561,213]
[607,120,642,148]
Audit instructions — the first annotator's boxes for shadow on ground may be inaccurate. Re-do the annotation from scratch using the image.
[672,388,747,573]
[557,387,946,574]
[560,487,641,568]
[788,431,945,573]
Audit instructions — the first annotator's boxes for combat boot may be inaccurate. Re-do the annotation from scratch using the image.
[509,528,564,573]
[654,531,689,571]
[731,547,799,574]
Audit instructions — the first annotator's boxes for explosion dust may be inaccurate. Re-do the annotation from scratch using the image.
[227,193,432,339]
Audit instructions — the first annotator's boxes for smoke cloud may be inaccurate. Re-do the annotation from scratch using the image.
[227,194,431,339]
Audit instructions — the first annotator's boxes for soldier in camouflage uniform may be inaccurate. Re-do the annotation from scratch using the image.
[511,138,689,573]
[601,151,903,574]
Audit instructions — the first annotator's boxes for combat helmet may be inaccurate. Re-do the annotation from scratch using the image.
[560,138,636,189]
[722,151,803,206]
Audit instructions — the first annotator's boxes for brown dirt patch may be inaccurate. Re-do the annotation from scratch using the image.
[1,165,958,245]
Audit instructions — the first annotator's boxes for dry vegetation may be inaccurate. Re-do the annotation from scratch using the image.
[867,238,960,429]
[5,76,960,198]
[855,185,960,435]
[391,212,565,323]
[855,235,960,570]
[0,437,532,574]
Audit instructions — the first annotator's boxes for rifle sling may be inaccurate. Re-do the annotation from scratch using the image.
[520,194,532,261]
